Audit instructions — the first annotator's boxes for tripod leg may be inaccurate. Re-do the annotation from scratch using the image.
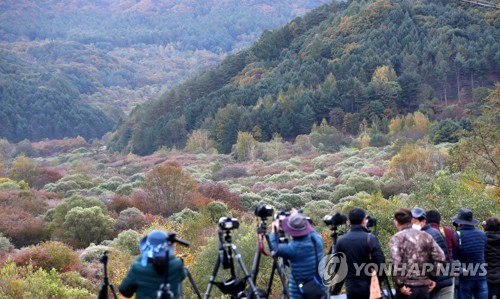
[204,251,222,299]
[185,267,202,299]
[232,244,262,299]
[251,244,261,285]
[109,284,118,299]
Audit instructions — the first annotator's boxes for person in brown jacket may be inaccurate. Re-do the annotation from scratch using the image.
[389,208,446,299]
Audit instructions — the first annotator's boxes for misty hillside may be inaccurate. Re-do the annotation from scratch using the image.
[110,0,500,155]
[0,0,328,143]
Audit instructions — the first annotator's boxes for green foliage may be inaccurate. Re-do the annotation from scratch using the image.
[0,232,13,253]
[115,207,148,232]
[302,200,335,230]
[330,185,357,203]
[0,262,93,299]
[110,229,141,256]
[79,244,109,264]
[430,119,460,144]
[201,202,230,223]
[63,206,115,248]
[169,208,202,224]
[346,176,381,194]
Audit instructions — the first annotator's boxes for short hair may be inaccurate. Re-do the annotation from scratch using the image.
[349,208,366,225]
[483,217,500,232]
[426,210,441,224]
[394,208,412,225]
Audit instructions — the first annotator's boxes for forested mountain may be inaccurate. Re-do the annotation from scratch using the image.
[110,0,500,155]
[0,0,329,143]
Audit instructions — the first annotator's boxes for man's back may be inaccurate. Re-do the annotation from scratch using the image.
[390,227,445,287]
[336,225,385,295]
[454,225,487,279]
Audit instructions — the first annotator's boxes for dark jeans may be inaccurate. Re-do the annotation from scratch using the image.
[488,281,499,299]
[396,285,429,299]
[457,279,488,299]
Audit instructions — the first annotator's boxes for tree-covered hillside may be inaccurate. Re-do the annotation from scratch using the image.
[110,0,500,155]
[0,0,329,143]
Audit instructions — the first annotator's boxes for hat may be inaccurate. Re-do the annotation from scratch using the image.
[452,208,479,226]
[139,230,169,266]
[282,213,313,237]
[411,207,426,219]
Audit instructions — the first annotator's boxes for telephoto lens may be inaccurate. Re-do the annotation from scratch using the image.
[323,212,347,226]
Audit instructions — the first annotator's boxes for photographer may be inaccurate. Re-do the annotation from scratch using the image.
[119,230,187,299]
[334,208,386,299]
[270,209,326,299]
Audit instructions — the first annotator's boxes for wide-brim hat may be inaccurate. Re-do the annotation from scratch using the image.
[139,230,168,266]
[282,213,313,237]
[452,208,479,226]
[411,207,426,219]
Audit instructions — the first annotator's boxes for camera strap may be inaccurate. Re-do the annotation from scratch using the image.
[258,233,270,256]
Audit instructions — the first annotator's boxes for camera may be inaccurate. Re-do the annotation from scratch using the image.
[219,216,240,231]
[366,215,377,228]
[255,204,274,218]
[323,212,347,227]
[273,210,290,221]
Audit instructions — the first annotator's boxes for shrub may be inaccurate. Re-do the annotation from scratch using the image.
[79,244,110,264]
[63,206,115,248]
[168,208,201,224]
[0,206,47,248]
[111,230,141,255]
[128,173,146,183]
[346,176,381,194]
[115,207,148,232]
[212,166,248,181]
[240,193,263,212]
[201,201,230,223]
[275,193,307,211]
[199,182,242,210]
[0,232,13,253]
[330,185,357,203]
[381,180,414,198]
[109,194,133,213]
[116,183,133,196]
[302,200,335,230]
[11,242,79,272]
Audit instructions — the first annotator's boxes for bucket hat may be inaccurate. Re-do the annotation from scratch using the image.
[282,213,313,237]
[452,208,479,226]
[139,230,169,266]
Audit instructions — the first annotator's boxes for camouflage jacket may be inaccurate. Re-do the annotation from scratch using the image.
[389,226,445,288]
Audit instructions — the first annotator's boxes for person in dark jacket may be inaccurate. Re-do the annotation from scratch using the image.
[412,207,454,299]
[483,217,500,299]
[119,230,187,299]
[270,210,326,299]
[452,208,488,299]
[333,208,386,299]
[426,210,458,261]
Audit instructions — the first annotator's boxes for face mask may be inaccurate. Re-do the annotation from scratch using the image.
[412,224,422,230]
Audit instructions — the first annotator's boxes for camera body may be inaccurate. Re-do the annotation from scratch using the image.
[273,210,290,221]
[219,216,240,231]
[366,215,377,228]
[323,212,347,227]
[254,205,274,218]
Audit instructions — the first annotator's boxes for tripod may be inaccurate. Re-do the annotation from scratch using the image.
[205,229,262,299]
[327,225,343,297]
[250,217,289,298]
[157,232,192,299]
[97,251,118,299]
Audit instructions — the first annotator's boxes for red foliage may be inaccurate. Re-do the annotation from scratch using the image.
[0,206,47,248]
[129,190,159,215]
[35,167,63,188]
[191,194,212,209]
[31,137,90,156]
[199,182,242,210]
[109,194,134,213]
[10,242,80,272]
[159,159,181,168]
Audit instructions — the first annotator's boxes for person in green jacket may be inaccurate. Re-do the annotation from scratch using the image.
[119,230,187,299]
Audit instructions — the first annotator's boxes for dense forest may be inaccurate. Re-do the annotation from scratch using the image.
[0,0,328,143]
[110,0,500,155]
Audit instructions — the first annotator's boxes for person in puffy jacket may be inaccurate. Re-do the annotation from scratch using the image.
[483,217,500,299]
[270,210,326,299]
[119,230,186,299]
